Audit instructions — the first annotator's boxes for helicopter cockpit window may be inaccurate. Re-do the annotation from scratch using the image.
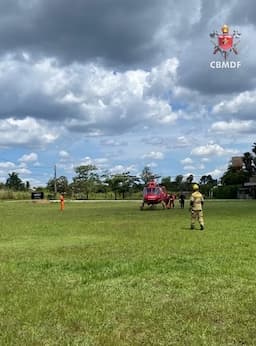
[143,187,149,195]
[143,187,161,195]
[143,187,156,195]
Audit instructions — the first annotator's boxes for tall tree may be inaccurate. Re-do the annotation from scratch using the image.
[5,172,25,191]
[171,174,184,191]
[251,143,256,173]
[160,176,172,191]
[199,174,217,197]
[57,176,69,193]
[185,174,194,191]
[47,176,69,193]
[175,175,183,185]
[140,166,155,184]
[252,142,256,156]
[243,152,254,177]
[72,165,98,199]
[105,172,139,199]
[200,175,208,185]
[221,165,249,185]
[104,174,121,200]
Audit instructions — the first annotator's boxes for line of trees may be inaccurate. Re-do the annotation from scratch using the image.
[44,165,218,200]
[2,141,255,199]
[43,141,256,199]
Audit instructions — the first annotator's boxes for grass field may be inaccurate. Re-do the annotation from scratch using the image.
[1,200,256,345]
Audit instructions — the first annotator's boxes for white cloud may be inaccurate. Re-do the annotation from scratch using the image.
[212,90,256,119]
[19,152,38,163]
[13,57,179,134]
[191,143,239,157]
[201,158,210,162]
[144,58,178,97]
[175,136,192,148]
[206,166,227,179]
[183,159,204,171]
[181,157,193,165]
[95,158,109,165]
[59,150,70,161]
[143,151,164,160]
[184,165,195,171]
[100,139,128,147]
[79,156,108,169]
[198,163,205,170]
[15,167,31,175]
[0,162,16,169]
[0,160,31,182]
[108,164,137,174]
[145,98,178,124]
[145,162,158,168]
[210,120,256,134]
[0,117,58,147]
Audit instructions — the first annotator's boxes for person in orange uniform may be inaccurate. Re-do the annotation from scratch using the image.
[60,193,65,211]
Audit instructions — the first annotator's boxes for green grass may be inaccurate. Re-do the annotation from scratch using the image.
[0,200,256,345]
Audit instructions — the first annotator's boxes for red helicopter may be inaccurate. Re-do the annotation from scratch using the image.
[140,180,170,210]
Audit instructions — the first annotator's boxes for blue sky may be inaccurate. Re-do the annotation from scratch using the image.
[0,0,255,187]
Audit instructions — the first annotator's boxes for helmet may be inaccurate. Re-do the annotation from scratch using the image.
[221,24,229,34]
[192,184,199,191]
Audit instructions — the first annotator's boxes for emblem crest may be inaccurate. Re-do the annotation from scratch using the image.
[210,24,241,60]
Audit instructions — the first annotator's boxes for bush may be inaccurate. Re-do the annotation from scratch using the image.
[0,189,31,200]
[212,185,239,199]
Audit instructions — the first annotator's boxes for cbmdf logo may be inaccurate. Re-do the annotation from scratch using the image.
[209,24,241,69]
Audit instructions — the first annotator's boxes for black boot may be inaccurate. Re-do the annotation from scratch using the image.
[200,224,204,230]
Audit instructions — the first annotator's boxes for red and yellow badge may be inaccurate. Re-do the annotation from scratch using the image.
[210,24,241,60]
[218,34,233,51]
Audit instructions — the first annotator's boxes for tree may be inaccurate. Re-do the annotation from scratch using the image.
[252,142,256,156]
[72,165,98,199]
[140,166,155,184]
[200,174,216,186]
[200,175,208,185]
[206,175,216,186]
[105,172,139,199]
[186,174,194,184]
[185,174,194,190]
[104,174,121,200]
[242,152,254,177]
[47,176,69,194]
[199,174,217,197]
[221,165,249,185]
[173,174,184,191]
[221,144,256,187]
[5,172,25,191]
[175,175,183,185]
[160,176,172,191]
[250,143,256,176]
[57,176,69,193]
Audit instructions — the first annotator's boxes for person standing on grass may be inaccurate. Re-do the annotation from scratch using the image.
[179,193,185,209]
[168,194,175,208]
[60,193,65,211]
[190,184,204,230]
